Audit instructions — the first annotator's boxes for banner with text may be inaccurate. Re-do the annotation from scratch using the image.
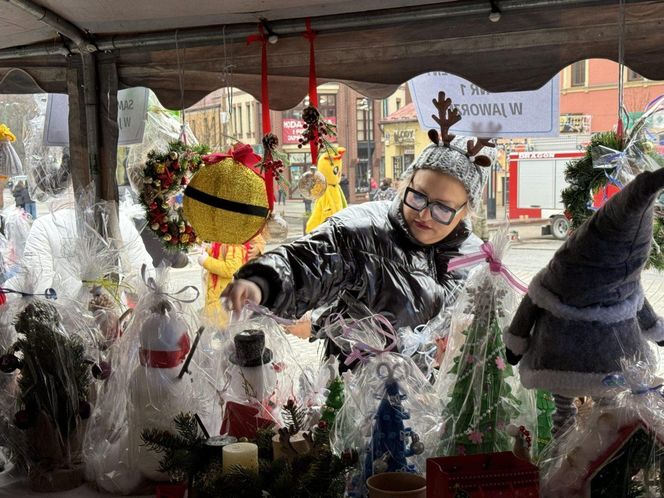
[408,73,560,138]
[282,117,337,145]
[43,87,149,146]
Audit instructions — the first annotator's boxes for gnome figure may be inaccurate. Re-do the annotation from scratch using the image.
[128,301,192,480]
[504,168,664,435]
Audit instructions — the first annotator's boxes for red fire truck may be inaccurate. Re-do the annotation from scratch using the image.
[508,150,584,240]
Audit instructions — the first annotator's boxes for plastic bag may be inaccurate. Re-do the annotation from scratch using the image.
[541,359,664,497]
[323,310,441,496]
[0,284,96,493]
[211,306,311,438]
[434,227,537,458]
[83,267,212,494]
[590,96,664,208]
[0,125,22,178]
[0,206,32,282]
[124,92,197,195]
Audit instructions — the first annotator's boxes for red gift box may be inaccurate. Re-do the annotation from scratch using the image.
[427,452,539,497]
[155,482,188,498]
[220,400,274,439]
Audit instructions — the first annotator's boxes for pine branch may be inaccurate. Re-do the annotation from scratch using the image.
[281,399,306,434]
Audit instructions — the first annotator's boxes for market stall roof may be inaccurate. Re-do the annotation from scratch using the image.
[1,0,663,110]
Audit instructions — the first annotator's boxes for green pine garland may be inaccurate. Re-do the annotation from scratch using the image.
[561,131,664,270]
[143,409,355,498]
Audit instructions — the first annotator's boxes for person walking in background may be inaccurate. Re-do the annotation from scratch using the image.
[340,173,350,202]
[369,176,378,200]
[277,187,287,206]
[23,182,37,219]
[12,180,26,210]
[372,178,397,202]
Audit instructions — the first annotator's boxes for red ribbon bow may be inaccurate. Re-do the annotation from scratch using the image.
[202,143,262,169]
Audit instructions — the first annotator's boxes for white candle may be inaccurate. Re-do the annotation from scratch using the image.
[222,442,259,474]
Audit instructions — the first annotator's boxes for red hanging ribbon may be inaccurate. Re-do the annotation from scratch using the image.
[248,25,275,210]
[304,18,319,166]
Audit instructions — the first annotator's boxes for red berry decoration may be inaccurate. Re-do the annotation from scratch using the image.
[318,420,328,430]
[0,353,20,373]
[140,141,209,251]
[14,409,32,430]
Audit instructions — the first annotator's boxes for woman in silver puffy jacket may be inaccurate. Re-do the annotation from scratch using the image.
[225,122,496,367]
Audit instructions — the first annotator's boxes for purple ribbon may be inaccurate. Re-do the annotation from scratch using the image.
[447,242,528,295]
[324,312,398,367]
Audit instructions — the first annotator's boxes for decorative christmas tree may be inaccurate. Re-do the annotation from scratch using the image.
[364,367,423,479]
[536,390,555,454]
[320,377,344,427]
[439,276,521,456]
[0,300,92,491]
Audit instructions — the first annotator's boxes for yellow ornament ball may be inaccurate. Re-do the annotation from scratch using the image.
[183,156,269,244]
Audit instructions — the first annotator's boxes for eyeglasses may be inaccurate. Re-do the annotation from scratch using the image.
[403,187,466,225]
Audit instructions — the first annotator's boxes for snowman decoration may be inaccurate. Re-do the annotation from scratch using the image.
[128,300,193,481]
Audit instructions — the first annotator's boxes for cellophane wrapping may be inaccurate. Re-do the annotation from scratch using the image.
[323,311,441,496]
[541,359,664,498]
[0,206,32,284]
[0,278,95,492]
[0,126,22,178]
[83,268,214,494]
[21,97,69,202]
[434,228,537,458]
[124,93,197,195]
[211,306,312,436]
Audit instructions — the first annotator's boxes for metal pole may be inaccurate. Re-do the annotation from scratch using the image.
[4,0,96,52]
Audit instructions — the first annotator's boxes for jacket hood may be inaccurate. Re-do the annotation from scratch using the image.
[540,168,664,307]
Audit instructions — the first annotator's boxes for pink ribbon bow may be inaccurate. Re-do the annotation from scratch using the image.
[323,313,398,367]
[447,242,528,294]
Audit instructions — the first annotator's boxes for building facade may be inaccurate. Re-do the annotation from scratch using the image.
[185,83,406,204]
[560,59,664,133]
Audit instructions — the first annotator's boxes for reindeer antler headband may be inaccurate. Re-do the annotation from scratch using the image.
[427,91,495,168]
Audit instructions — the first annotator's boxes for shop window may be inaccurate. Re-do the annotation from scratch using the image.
[570,61,586,87]
[356,98,373,142]
[627,69,644,82]
[392,156,403,179]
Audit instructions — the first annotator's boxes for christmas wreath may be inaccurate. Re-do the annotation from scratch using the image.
[561,131,664,270]
[141,141,210,251]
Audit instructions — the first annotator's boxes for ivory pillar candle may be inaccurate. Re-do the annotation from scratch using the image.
[222,442,259,474]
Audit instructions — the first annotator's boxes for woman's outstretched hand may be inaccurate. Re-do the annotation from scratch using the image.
[221,278,262,312]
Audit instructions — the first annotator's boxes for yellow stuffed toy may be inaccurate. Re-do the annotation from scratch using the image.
[306,147,347,233]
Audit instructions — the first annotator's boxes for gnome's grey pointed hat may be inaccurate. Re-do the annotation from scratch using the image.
[540,168,664,308]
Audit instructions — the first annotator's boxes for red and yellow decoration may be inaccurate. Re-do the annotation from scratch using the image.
[140,141,210,251]
[183,144,270,244]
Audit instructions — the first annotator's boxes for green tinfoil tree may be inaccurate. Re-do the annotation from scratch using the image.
[439,276,521,456]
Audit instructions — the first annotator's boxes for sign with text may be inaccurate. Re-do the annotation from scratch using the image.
[43,87,149,146]
[282,117,337,145]
[408,73,560,137]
